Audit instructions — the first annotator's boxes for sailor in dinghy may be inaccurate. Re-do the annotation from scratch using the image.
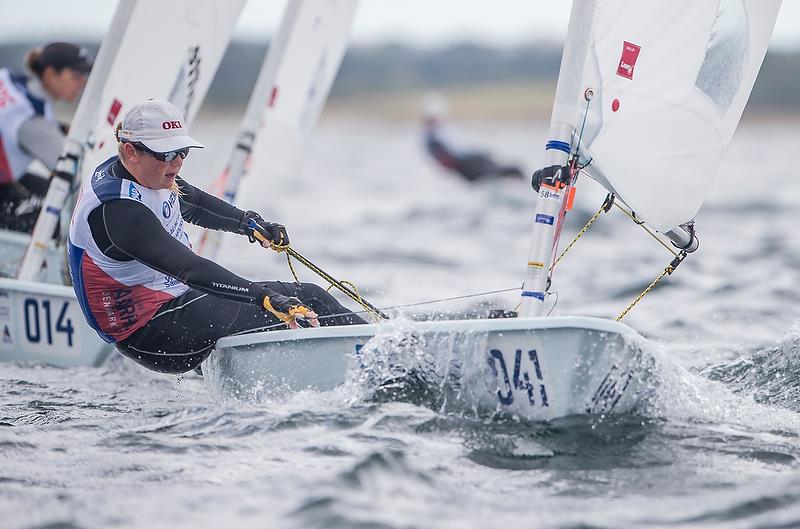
[67,100,365,374]
[0,42,92,233]
[421,93,524,183]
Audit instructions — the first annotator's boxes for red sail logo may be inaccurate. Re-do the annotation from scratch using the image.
[107,99,122,125]
[616,41,641,80]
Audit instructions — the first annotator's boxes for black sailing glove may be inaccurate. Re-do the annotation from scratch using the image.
[239,210,290,252]
[262,291,319,329]
[531,164,570,192]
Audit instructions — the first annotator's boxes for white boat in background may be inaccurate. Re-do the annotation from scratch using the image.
[0,0,245,367]
[0,278,114,366]
[205,0,782,420]
[199,0,358,258]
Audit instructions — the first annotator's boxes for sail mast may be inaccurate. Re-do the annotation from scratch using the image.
[519,1,596,317]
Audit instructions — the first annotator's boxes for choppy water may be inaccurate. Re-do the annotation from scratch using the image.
[2,114,800,529]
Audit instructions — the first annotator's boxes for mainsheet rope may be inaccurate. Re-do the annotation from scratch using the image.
[248,218,389,322]
[280,245,388,322]
[236,286,523,334]
[266,190,689,327]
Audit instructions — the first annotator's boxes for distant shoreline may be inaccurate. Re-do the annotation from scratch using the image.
[323,82,800,122]
[196,80,800,122]
[325,80,557,120]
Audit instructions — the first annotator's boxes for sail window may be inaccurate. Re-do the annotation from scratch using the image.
[695,0,749,112]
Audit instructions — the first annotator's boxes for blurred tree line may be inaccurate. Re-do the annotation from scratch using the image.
[0,40,796,108]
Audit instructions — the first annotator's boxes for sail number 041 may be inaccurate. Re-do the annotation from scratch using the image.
[488,348,549,407]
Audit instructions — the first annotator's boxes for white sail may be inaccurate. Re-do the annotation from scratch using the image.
[200,0,358,258]
[578,0,781,232]
[549,1,597,141]
[17,0,245,281]
[520,0,781,316]
[249,0,357,176]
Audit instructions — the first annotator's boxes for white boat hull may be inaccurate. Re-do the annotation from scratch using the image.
[0,278,114,367]
[0,229,64,284]
[203,316,650,420]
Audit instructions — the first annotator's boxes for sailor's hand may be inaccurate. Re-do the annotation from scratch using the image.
[262,293,319,329]
[241,211,290,252]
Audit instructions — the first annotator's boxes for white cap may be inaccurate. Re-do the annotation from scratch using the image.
[117,99,204,153]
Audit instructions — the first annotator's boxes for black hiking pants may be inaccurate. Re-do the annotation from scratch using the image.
[117,281,367,374]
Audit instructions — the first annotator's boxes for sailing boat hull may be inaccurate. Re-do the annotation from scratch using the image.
[0,278,114,367]
[203,316,649,420]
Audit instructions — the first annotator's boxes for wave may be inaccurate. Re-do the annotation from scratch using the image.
[704,320,800,413]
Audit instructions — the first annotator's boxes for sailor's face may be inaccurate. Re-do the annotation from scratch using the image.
[43,67,87,102]
[138,153,183,190]
[124,143,183,190]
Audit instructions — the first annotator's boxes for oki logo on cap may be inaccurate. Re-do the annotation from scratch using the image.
[117,99,204,152]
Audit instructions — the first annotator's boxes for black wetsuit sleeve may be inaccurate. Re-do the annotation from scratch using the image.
[87,199,270,305]
[176,176,246,233]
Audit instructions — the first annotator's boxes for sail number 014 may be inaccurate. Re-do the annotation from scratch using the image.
[23,298,75,347]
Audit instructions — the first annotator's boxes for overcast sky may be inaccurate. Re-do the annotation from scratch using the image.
[1,0,798,49]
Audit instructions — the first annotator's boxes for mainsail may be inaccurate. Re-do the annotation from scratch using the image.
[200,0,358,259]
[17,0,245,281]
[577,0,781,232]
[520,0,782,316]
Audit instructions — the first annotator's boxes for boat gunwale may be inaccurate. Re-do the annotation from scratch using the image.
[215,315,641,349]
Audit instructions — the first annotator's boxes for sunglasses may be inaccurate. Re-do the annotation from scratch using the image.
[126,141,190,162]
